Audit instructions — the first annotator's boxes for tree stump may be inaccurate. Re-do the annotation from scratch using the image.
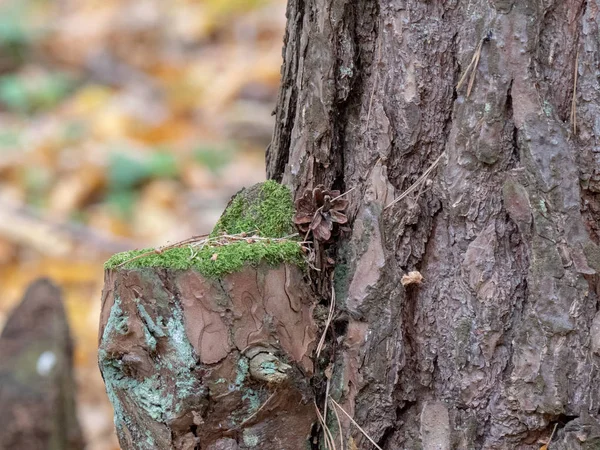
[99,182,319,449]
[0,279,84,450]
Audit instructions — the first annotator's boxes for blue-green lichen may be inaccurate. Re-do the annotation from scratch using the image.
[243,429,260,447]
[104,181,304,278]
[235,357,249,388]
[99,295,201,439]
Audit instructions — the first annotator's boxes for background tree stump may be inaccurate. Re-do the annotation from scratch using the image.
[0,278,84,450]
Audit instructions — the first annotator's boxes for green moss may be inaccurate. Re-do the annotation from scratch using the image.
[212,180,296,238]
[104,181,304,278]
[105,240,303,278]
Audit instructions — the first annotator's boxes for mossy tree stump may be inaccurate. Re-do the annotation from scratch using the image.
[99,182,318,449]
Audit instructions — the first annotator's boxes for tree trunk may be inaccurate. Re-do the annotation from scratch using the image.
[99,0,600,448]
[268,0,600,448]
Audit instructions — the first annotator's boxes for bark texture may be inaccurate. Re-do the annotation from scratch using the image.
[98,264,317,449]
[268,0,600,448]
[0,279,84,450]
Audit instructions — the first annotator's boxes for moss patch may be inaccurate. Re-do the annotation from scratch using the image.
[104,181,303,278]
[212,180,295,238]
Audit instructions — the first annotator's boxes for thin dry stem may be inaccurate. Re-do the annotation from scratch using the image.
[323,377,331,429]
[385,152,444,210]
[330,398,383,450]
[117,234,210,267]
[315,401,337,450]
[238,391,277,428]
[366,23,383,130]
[117,232,301,268]
[457,38,484,92]
[571,49,579,134]
[466,39,483,97]
[546,423,558,449]
[316,277,336,357]
[331,399,345,450]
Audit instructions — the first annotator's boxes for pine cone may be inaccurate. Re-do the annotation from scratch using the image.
[293,185,348,242]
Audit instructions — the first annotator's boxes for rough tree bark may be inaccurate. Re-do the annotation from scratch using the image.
[99,0,600,449]
[266,0,600,448]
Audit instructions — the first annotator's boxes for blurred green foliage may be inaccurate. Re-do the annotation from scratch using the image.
[193,145,235,174]
[0,0,47,72]
[0,72,74,114]
[106,150,179,218]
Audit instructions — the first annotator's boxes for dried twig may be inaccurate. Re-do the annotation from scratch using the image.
[366,21,383,130]
[117,232,302,267]
[315,401,337,450]
[331,397,345,450]
[329,398,383,450]
[385,152,444,210]
[457,37,485,97]
[117,234,210,267]
[238,391,277,428]
[571,49,579,134]
[543,423,558,449]
[316,276,336,357]
[323,376,331,430]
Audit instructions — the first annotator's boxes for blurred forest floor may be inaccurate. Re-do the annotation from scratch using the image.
[0,0,285,448]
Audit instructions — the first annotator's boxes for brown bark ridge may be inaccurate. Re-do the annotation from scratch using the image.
[268,0,600,448]
[0,278,84,450]
[98,263,318,449]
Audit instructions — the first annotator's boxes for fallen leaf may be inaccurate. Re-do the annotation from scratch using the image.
[211,253,218,261]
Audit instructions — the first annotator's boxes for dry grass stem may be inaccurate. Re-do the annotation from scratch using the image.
[571,49,579,134]
[238,391,277,428]
[543,423,558,449]
[466,39,483,97]
[366,22,383,130]
[116,234,210,267]
[331,399,345,450]
[457,38,484,95]
[316,277,336,357]
[117,232,303,267]
[315,401,337,450]
[385,152,444,210]
[323,377,331,430]
[330,398,383,450]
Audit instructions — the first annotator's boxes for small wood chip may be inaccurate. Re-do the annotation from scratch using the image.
[211,253,218,261]
[401,271,423,286]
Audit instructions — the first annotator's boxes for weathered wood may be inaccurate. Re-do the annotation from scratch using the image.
[0,279,84,450]
[99,263,317,449]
